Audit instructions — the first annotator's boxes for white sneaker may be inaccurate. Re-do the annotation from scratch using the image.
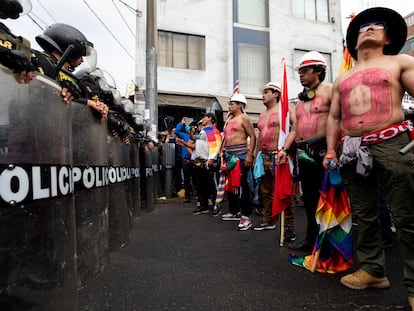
[221,212,242,221]
[238,216,252,231]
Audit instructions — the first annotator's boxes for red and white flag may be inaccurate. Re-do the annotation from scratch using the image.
[233,77,240,94]
[272,58,293,219]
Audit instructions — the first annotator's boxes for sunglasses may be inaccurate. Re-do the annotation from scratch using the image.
[298,67,312,74]
[359,22,386,33]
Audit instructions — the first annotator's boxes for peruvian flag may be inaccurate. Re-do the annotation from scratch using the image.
[272,58,293,219]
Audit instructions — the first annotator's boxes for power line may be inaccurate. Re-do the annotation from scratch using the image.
[36,0,56,23]
[82,0,135,61]
[26,13,45,31]
[117,0,141,16]
[112,0,136,39]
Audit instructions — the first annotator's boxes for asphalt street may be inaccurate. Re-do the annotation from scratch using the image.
[79,199,411,311]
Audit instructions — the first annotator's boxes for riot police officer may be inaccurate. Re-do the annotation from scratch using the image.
[0,0,35,83]
[32,23,109,120]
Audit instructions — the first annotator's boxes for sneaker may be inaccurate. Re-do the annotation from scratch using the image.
[238,216,252,231]
[284,226,297,242]
[210,207,221,217]
[192,206,209,215]
[253,221,276,231]
[340,269,390,290]
[288,238,314,252]
[221,212,242,221]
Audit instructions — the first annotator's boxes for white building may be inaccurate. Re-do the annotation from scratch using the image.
[135,0,344,131]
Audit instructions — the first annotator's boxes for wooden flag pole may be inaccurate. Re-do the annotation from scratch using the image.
[311,248,321,273]
[279,210,285,247]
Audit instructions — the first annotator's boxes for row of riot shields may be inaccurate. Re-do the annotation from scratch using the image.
[0,66,142,310]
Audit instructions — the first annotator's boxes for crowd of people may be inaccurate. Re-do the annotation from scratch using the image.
[159,7,414,309]
[1,0,142,145]
[2,1,414,308]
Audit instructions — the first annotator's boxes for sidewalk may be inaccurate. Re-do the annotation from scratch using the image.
[79,199,410,311]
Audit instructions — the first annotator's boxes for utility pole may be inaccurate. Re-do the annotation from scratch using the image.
[145,0,158,138]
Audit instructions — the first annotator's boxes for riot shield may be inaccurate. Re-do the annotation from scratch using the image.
[72,102,109,288]
[107,135,130,252]
[0,67,77,310]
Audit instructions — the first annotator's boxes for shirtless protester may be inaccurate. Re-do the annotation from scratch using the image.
[220,93,256,231]
[253,82,296,242]
[288,51,332,252]
[324,7,414,307]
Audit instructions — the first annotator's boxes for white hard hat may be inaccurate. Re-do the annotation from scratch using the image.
[258,81,281,93]
[230,93,247,105]
[295,51,328,71]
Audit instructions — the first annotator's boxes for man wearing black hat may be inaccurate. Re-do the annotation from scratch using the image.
[325,7,414,307]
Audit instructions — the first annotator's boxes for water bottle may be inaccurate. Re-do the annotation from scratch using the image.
[298,151,316,164]
[326,154,342,185]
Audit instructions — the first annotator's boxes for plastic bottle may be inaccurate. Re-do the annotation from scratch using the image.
[298,151,316,164]
[326,153,342,185]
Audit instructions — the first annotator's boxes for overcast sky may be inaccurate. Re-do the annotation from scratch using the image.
[5,0,414,95]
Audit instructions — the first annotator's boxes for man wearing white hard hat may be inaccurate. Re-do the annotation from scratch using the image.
[253,82,296,242]
[220,93,256,231]
[325,8,414,304]
[288,51,333,252]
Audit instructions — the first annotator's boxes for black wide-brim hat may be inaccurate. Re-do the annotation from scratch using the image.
[346,7,407,60]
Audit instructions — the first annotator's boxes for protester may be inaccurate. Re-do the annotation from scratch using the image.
[175,117,194,202]
[189,113,221,214]
[220,94,256,231]
[324,8,414,307]
[288,51,332,252]
[253,82,296,242]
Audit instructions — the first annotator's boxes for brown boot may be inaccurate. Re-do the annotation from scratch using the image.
[340,269,390,290]
[409,296,414,311]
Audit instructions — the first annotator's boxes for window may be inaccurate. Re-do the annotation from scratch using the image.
[292,0,329,22]
[237,0,267,27]
[294,49,332,83]
[238,43,269,94]
[405,14,414,27]
[158,30,205,70]
[400,37,414,53]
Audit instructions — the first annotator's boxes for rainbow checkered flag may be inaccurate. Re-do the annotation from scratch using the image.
[289,171,353,273]
[340,13,355,74]
[339,46,354,74]
[213,113,233,211]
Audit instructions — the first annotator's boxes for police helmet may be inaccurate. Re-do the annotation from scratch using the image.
[36,23,93,61]
[0,0,31,19]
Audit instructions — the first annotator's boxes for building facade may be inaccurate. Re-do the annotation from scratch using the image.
[135,0,344,131]
[401,11,414,109]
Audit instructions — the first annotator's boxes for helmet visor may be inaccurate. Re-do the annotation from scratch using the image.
[18,0,32,15]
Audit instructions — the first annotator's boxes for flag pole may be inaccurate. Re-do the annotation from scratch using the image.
[311,249,321,273]
[279,211,285,246]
